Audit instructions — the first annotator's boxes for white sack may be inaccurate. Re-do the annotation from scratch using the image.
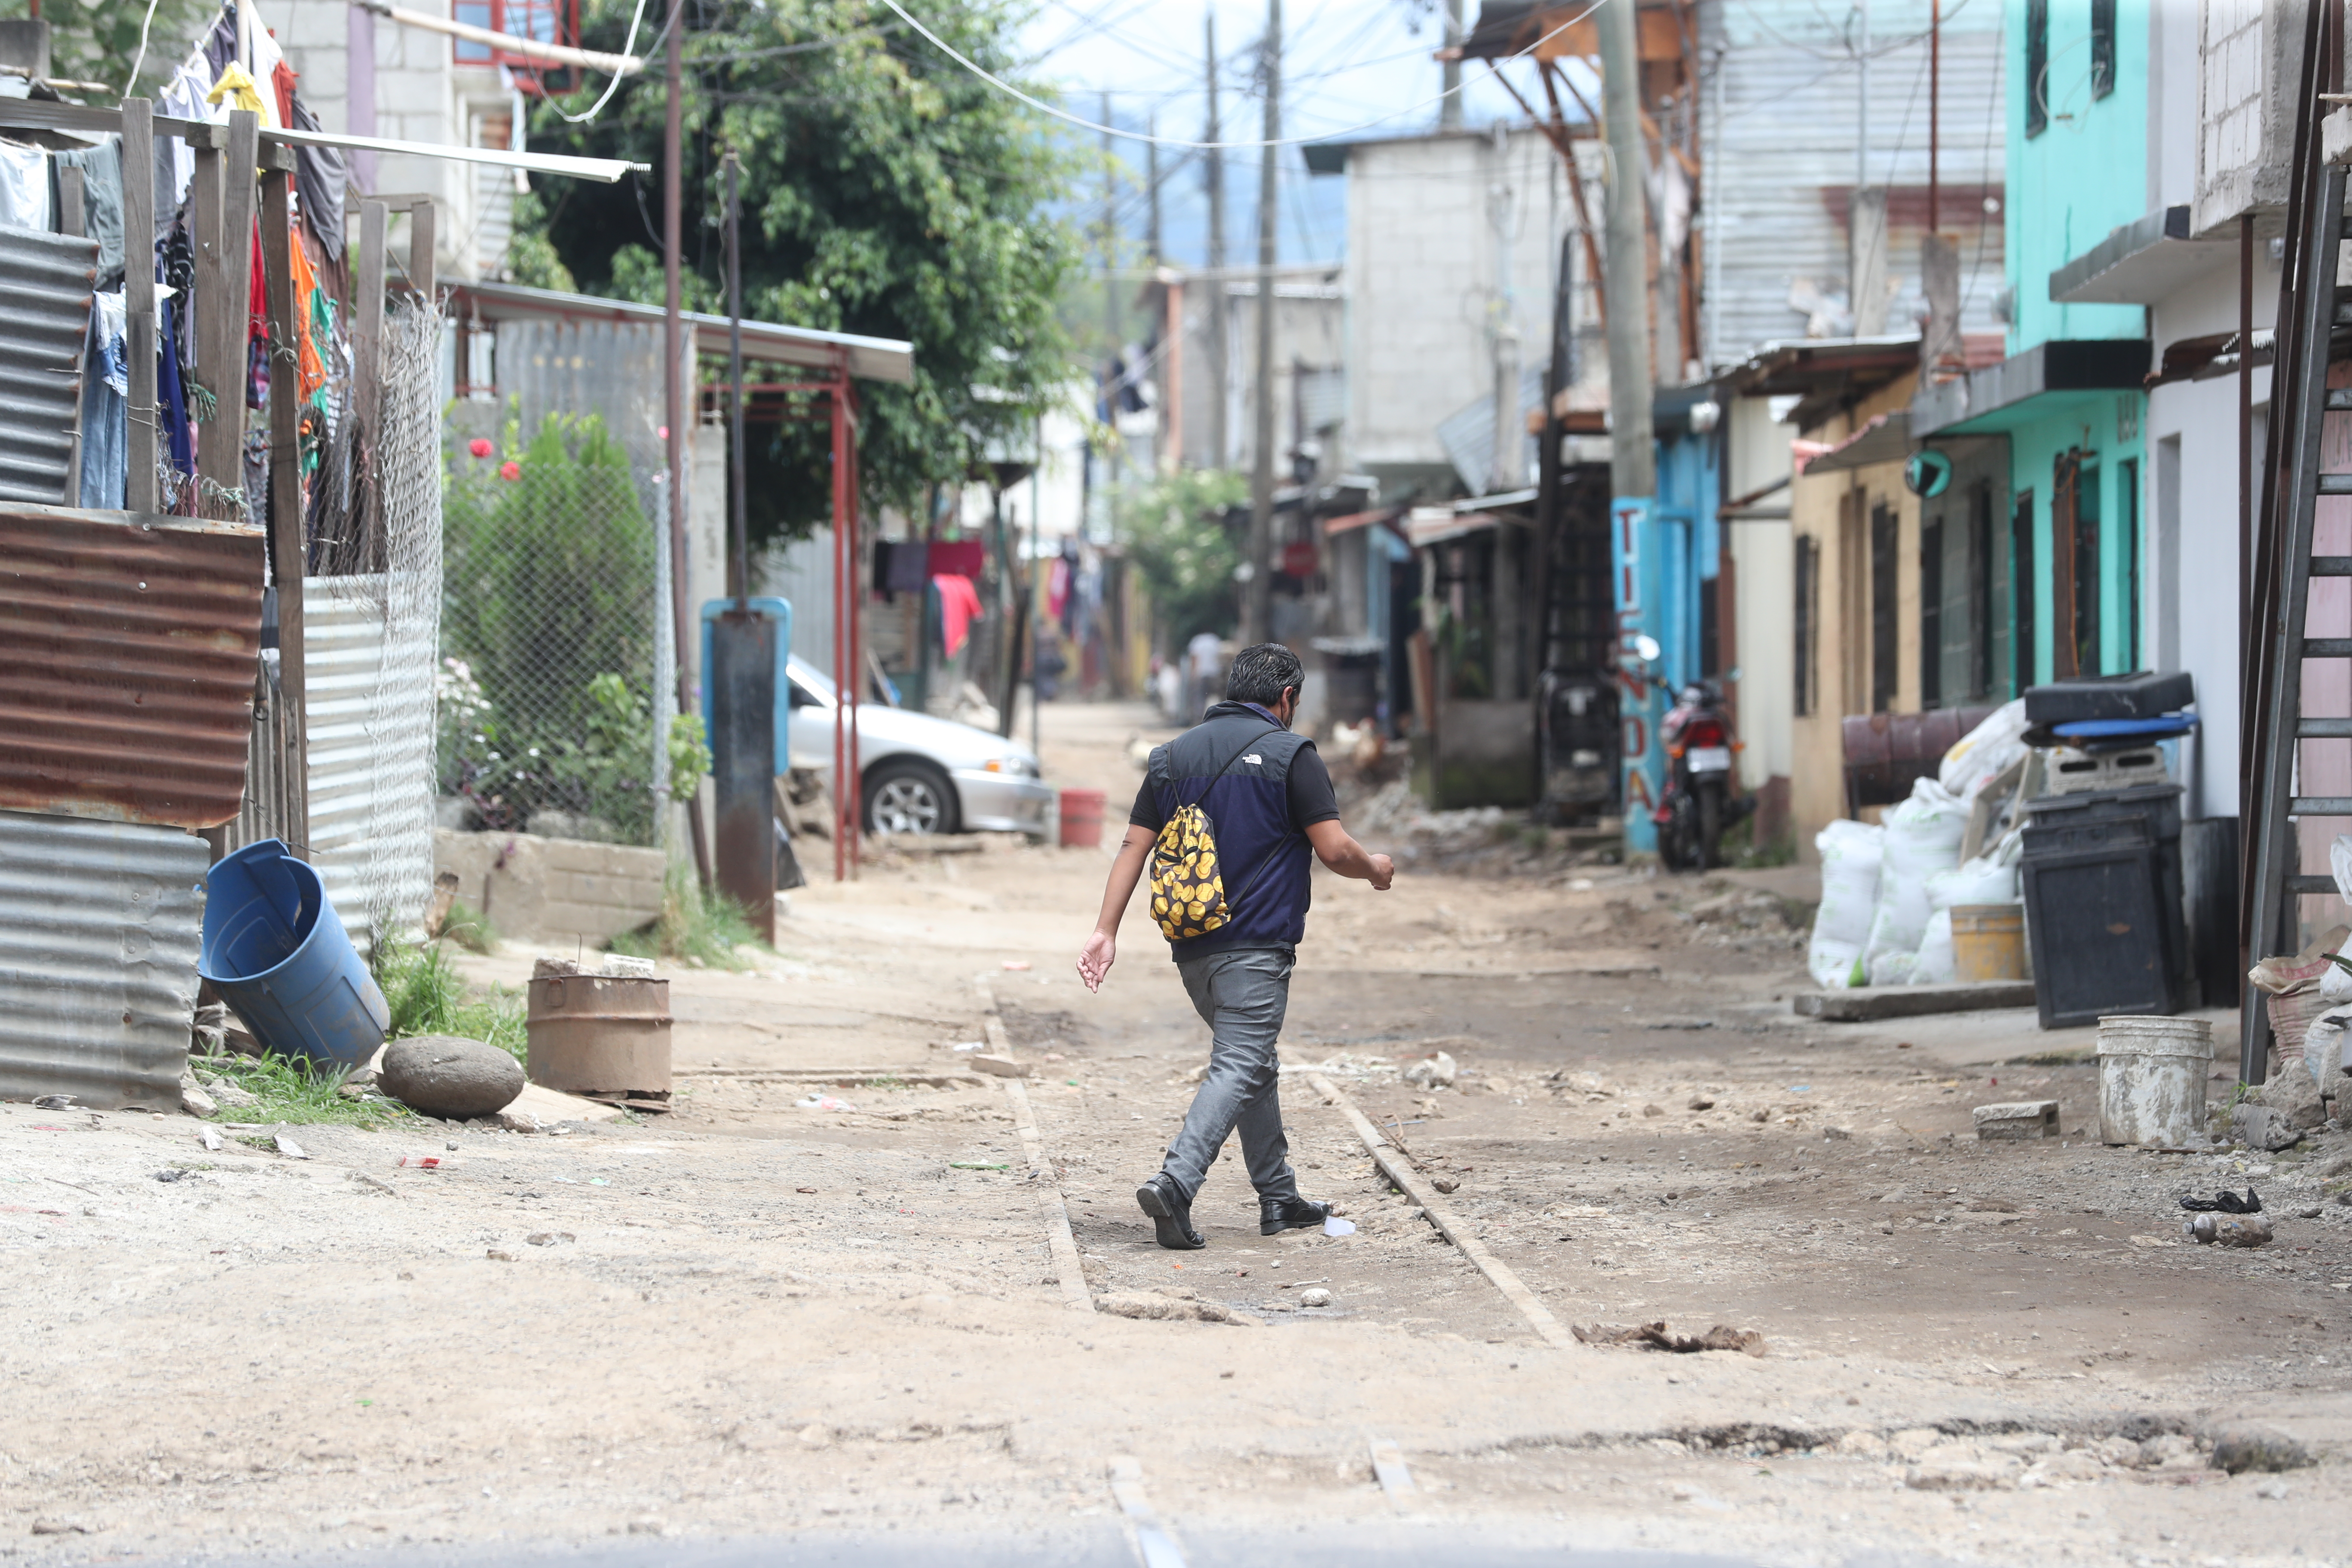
[1939,698,2030,801]
[1809,818,1885,989]
[1911,908,1957,986]
[1863,776,1970,975]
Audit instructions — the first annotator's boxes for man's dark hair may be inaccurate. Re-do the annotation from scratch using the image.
[1226,643,1305,707]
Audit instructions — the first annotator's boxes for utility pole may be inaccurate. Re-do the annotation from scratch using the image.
[1102,91,1121,542]
[1246,0,1281,644]
[1488,121,1520,494]
[1598,0,1660,858]
[1851,0,1887,334]
[661,0,710,890]
[1205,14,1228,470]
[1440,0,1465,130]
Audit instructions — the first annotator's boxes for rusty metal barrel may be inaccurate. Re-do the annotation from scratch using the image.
[526,968,672,1112]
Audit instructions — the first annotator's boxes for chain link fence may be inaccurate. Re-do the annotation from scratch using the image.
[439,410,667,845]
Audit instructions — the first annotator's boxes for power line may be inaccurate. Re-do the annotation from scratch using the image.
[874,0,1619,149]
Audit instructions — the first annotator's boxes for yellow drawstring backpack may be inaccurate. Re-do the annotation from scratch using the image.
[1146,726,1281,941]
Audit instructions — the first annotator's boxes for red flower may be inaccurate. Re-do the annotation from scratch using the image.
[468,437,494,459]
[499,460,521,481]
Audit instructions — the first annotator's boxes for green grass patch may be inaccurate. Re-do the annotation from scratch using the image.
[372,935,528,1061]
[608,861,770,968]
[438,898,499,955]
[192,1052,413,1129]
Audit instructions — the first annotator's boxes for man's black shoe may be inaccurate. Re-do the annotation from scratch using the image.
[1259,1195,1330,1235]
[1136,1173,1205,1250]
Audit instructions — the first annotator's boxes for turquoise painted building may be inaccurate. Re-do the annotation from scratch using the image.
[1912,0,2152,685]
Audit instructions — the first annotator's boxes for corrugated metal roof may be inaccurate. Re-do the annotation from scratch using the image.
[0,808,205,1111]
[449,279,916,385]
[304,576,435,955]
[0,226,98,505]
[0,502,266,830]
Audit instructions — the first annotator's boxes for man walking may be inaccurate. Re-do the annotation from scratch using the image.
[1077,643,1394,1250]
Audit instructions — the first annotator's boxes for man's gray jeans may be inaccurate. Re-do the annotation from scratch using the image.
[1161,947,1299,1204]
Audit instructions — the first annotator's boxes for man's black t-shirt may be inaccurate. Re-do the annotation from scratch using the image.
[1128,739,1339,834]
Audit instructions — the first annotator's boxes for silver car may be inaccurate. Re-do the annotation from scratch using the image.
[785,656,1052,836]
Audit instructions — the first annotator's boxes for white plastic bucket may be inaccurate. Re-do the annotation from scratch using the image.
[2096,1015,2212,1147]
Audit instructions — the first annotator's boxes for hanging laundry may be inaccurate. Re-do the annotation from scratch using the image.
[928,539,986,579]
[289,93,346,260]
[0,141,50,232]
[54,137,124,284]
[199,5,236,82]
[934,574,983,659]
[206,63,267,125]
[80,293,128,510]
[287,215,325,403]
[1047,553,1071,626]
[158,294,195,487]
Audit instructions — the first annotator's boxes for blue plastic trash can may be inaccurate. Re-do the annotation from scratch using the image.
[198,839,389,1069]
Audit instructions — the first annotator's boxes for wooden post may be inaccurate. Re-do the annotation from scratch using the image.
[407,197,435,303]
[122,98,157,513]
[352,199,386,444]
[58,166,84,507]
[197,110,259,518]
[190,134,224,507]
[260,163,307,825]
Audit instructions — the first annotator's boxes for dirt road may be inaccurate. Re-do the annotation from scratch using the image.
[3,702,2347,1566]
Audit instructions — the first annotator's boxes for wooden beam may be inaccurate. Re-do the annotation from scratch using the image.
[352,199,387,454]
[122,98,157,514]
[407,198,436,302]
[261,165,308,831]
[190,135,229,514]
[0,95,226,147]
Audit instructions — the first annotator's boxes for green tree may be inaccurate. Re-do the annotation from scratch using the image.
[33,0,214,96]
[1125,469,1247,651]
[520,0,1084,545]
[443,412,661,839]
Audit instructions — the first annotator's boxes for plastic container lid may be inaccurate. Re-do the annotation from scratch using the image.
[2095,1014,2213,1055]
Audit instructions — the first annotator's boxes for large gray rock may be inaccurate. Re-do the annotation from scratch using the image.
[2256,1064,2328,1131]
[2232,1102,2304,1152]
[378,1035,524,1120]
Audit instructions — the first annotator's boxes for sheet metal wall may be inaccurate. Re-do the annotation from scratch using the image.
[0,503,266,829]
[1700,0,2008,366]
[0,808,205,1110]
[0,227,97,506]
[301,576,435,954]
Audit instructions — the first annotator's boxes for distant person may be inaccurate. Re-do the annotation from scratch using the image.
[1185,630,1222,720]
[1076,643,1396,1250]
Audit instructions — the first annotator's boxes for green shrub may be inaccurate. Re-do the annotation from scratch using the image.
[609,862,770,968]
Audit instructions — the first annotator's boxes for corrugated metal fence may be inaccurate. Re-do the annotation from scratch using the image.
[304,574,435,954]
[0,809,206,1111]
[0,227,97,506]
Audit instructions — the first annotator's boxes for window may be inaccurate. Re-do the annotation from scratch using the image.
[2012,489,2036,691]
[1920,515,1944,710]
[450,0,579,80]
[1870,501,1899,713]
[1794,534,1819,717]
[2090,0,2116,99]
[2118,457,2141,669]
[2025,0,2049,137]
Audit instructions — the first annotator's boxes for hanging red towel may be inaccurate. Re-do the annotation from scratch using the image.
[934,573,983,658]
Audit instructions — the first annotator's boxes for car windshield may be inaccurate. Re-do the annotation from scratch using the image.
[787,658,836,707]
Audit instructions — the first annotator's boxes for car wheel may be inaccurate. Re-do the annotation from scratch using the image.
[862,759,959,836]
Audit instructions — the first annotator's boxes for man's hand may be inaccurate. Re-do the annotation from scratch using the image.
[1078,929,1116,993]
[1306,819,1396,890]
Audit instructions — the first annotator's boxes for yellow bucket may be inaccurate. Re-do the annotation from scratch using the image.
[1951,903,2026,983]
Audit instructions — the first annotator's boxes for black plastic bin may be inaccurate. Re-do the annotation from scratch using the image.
[2020,784,2193,1029]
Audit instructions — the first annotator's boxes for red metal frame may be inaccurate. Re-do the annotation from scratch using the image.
[451,0,582,90]
[822,364,862,883]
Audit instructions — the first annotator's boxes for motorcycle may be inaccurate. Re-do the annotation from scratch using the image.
[1653,681,1753,870]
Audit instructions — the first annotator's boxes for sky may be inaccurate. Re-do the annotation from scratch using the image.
[1001,0,1546,270]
